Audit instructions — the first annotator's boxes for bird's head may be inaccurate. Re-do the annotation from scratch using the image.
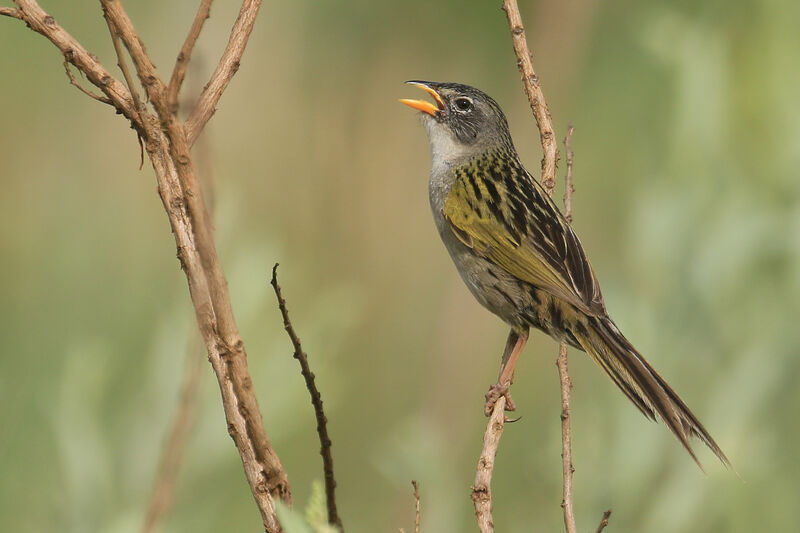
[400,81,514,159]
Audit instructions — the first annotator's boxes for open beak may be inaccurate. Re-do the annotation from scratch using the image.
[399,81,445,117]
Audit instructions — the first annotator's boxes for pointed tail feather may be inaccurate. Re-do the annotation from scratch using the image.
[572,315,731,470]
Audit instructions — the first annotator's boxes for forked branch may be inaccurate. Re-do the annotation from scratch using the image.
[167,0,214,111]
[184,0,262,146]
[4,1,287,531]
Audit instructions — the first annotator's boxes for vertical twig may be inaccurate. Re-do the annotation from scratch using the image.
[167,0,214,111]
[472,396,506,533]
[556,345,576,533]
[501,0,559,189]
[184,0,263,146]
[496,1,568,531]
[556,126,577,533]
[502,3,608,532]
[412,480,421,533]
[563,123,575,223]
[270,265,343,531]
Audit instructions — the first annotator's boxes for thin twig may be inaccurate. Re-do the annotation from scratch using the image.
[501,0,559,189]
[556,344,576,533]
[141,335,205,533]
[0,6,23,19]
[556,124,577,533]
[412,480,421,533]
[563,123,575,223]
[6,1,141,132]
[472,396,506,533]
[184,0,262,146]
[270,264,343,531]
[62,60,112,104]
[101,11,145,126]
[99,0,166,111]
[167,0,213,112]
[595,509,613,533]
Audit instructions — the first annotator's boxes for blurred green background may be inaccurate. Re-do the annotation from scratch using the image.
[2,0,799,531]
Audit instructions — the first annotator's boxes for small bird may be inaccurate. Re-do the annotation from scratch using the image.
[400,80,730,469]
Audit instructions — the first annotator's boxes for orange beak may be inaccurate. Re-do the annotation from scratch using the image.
[399,82,445,117]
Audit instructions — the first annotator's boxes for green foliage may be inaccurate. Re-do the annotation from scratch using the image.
[275,481,339,533]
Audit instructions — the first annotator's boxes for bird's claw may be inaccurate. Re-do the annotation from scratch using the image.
[484,382,516,417]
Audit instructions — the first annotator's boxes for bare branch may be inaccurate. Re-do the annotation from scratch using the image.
[101,12,145,127]
[62,60,112,104]
[556,344,576,533]
[8,1,141,131]
[502,4,599,532]
[9,1,289,529]
[167,0,213,112]
[141,112,217,533]
[501,0,559,189]
[595,509,613,533]
[412,480,421,533]
[97,4,293,515]
[563,124,575,222]
[99,0,167,111]
[142,127,289,530]
[472,397,506,533]
[556,124,577,533]
[270,264,343,531]
[0,6,22,19]
[185,0,262,146]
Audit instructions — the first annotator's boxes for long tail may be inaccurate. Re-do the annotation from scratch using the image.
[571,315,731,470]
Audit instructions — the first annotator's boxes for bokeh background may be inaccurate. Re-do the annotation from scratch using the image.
[2,0,799,531]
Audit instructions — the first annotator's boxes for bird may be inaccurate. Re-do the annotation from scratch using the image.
[400,80,730,469]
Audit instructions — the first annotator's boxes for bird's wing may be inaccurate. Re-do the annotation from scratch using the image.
[443,156,605,316]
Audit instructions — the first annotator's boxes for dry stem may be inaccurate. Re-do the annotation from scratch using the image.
[412,480,421,533]
[556,125,577,533]
[141,95,217,533]
[501,0,559,189]
[167,0,213,111]
[563,123,575,223]
[595,509,613,533]
[472,396,506,533]
[5,1,287,530]
[184,0,262,146]
[0,6,22,18]
[501,3,598,533]
[556,343,576,533]
[270,264,342,531]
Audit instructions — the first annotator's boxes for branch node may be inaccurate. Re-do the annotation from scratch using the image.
[595,509,613,533]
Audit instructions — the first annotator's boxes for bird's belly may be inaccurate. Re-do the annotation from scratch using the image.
[451,249,524,324]
[441,231,582,347]
[440,233,530,328]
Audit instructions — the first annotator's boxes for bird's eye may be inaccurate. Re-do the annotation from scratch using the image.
[454,97,473,112]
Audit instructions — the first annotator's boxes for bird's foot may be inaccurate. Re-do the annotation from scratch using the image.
[484,381,516,417]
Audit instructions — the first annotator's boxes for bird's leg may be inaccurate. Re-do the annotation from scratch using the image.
[484,328,529,416]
